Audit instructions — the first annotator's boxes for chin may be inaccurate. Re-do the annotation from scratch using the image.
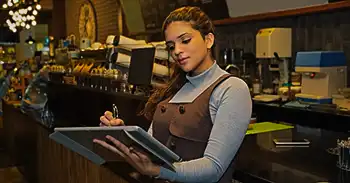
[178,64,193,73]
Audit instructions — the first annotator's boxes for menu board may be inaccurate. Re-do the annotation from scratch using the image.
[138,0,229,31]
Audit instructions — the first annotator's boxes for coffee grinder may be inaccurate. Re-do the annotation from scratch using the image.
[255,28,292,94]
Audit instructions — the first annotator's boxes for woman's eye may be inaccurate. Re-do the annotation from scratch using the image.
[182,39,191,44]
[167,46,174,51]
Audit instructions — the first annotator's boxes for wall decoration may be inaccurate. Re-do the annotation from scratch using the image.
[78,0,97,43]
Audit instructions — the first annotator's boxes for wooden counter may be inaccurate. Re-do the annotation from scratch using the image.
[2,101,153,183]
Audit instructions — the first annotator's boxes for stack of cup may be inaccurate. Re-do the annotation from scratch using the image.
[337,138,350,171]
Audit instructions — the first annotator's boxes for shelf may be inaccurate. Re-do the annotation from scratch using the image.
[213,1,350,26]
[48,82,149,101]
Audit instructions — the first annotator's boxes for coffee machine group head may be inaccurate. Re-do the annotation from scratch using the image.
[256,28,292,93]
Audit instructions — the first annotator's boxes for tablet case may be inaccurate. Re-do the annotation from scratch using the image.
[49,126,181,171]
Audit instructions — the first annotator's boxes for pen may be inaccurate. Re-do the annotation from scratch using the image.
[110,104,119,127]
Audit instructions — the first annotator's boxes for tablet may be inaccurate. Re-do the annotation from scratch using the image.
[49,126,181,171]
[273,138,311,145]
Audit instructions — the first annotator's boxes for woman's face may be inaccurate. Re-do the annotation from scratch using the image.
[165,21,213,73]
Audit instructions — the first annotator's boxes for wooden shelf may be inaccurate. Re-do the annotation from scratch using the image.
[213,1,350,26]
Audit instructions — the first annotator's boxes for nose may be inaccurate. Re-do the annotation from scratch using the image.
[173,43,183,57]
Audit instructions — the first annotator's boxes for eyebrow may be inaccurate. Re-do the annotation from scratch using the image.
[165,32,189,45]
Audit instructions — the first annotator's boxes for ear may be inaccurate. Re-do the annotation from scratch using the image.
[205,33,215,49]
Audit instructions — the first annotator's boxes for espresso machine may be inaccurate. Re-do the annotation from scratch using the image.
[294,51,347,104]
[255,28,292,95]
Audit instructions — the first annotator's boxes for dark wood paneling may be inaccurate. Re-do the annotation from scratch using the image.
[213,1,350,26]
[36,123,131,183]
[214,8,350,86]
[3,101,153,183]
[3,101,37,182]
[52,0,66,39]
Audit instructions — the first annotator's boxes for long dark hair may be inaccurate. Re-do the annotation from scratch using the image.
[140,6,215,120]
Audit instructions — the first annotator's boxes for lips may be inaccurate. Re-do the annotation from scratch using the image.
[177,57,189,65]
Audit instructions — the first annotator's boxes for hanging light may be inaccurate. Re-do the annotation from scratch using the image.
[25,36,36,45]
[3,0,42,32]
[35,4,41,10]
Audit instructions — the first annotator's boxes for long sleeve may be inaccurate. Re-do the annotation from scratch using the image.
[157,77,252,183]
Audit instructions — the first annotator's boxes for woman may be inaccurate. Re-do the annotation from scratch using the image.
[94,6,252,183]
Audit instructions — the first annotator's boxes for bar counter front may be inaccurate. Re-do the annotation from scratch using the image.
[3,81,154,183]
[3,81,350,183]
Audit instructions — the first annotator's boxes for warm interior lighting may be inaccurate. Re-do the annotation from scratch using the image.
[3,1,41,32]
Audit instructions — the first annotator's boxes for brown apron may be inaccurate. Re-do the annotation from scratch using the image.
[152,74,234,183]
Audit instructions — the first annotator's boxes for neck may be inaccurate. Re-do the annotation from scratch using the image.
[190,54,214,76]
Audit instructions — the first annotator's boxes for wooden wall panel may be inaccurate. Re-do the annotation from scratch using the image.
[65,0,122,43]
[3,102,152,183]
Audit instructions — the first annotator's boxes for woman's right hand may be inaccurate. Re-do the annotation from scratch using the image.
[100,111,124,126]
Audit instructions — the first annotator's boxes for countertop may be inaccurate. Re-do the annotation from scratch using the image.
[7,96,350,183]
[254,102,350,133]
[233,125,350,183]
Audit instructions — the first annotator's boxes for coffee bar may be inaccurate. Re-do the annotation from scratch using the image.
[1,0,350,183]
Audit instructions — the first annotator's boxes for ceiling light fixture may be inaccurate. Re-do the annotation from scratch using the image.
[2,0,42,32]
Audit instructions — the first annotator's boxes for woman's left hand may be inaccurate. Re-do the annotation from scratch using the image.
[93,135,161,177]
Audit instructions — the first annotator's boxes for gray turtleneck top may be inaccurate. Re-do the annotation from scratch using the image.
[147,63,252,183]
